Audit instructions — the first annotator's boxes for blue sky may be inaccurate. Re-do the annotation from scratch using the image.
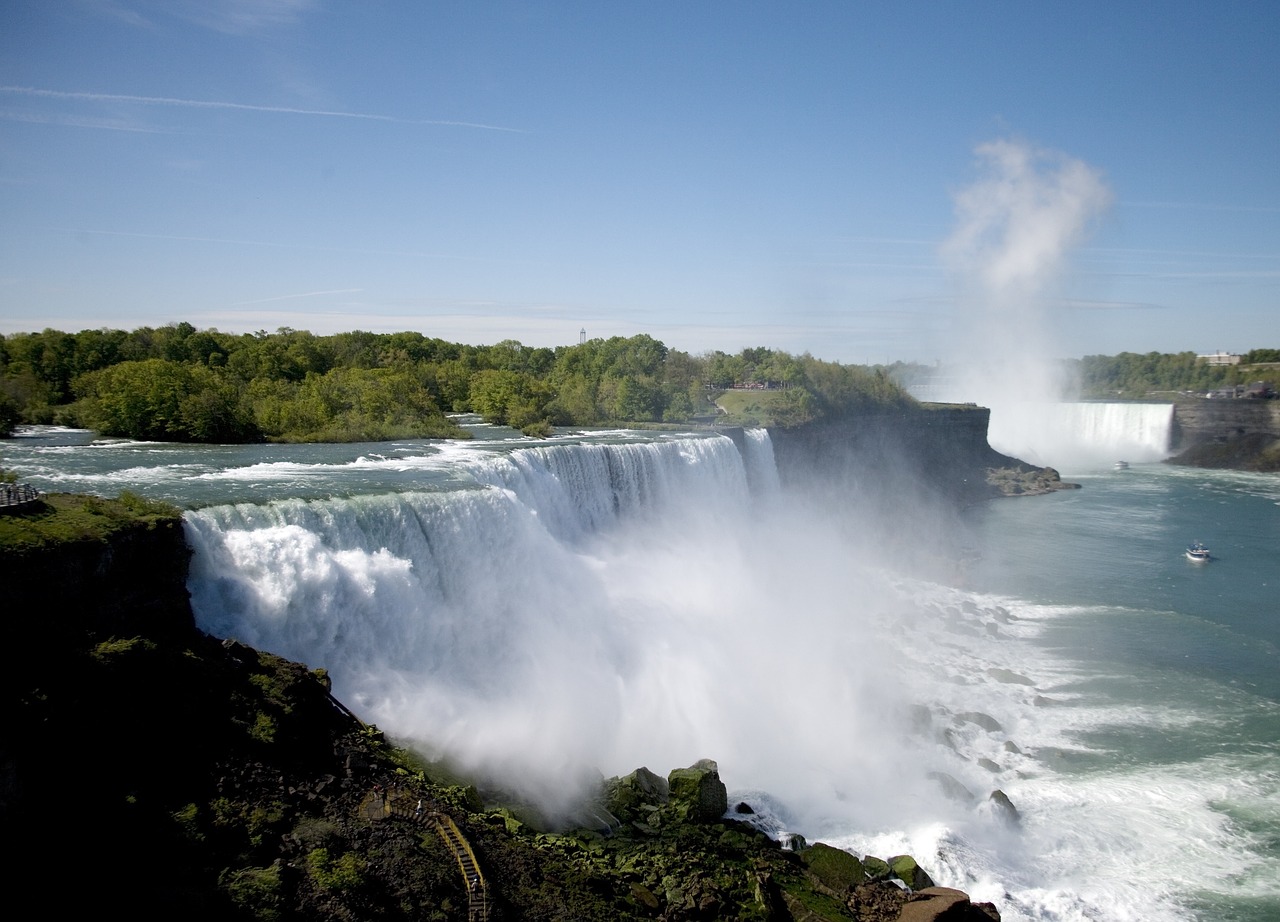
[1,1,1276,364]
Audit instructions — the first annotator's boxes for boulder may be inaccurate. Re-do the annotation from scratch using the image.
[957,711,1003,733]
[801,841,866,891]
[863,855,891,881]
[928,771,976,805]
[988,789,1020,827]
[899,886,1001,921]
[604,766,669,821]
[888,854,936,890]
[667,758,728,823]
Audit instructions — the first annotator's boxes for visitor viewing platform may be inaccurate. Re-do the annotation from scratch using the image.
[0,483,41,514]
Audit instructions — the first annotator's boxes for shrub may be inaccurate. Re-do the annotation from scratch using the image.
[219,864,284,921]
[306,847,367,892]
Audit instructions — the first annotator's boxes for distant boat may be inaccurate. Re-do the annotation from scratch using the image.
[1114,460,1129,470]
[1185,542,1211,563]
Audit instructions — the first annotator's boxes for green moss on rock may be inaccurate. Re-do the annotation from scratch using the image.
[802,841,867,891]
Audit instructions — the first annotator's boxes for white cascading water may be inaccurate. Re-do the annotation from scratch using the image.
[985,401,1175,470]
[182,432,973,826]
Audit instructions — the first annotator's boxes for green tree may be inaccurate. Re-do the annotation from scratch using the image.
[74,359,259,442]
[468,369,550,427]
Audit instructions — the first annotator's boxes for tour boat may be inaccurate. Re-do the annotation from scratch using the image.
[1114,460,1129,470]
[1185,542,1211,563]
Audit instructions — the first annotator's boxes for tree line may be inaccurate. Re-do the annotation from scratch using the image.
[0,324,914,442]
[1070,349,1279,398]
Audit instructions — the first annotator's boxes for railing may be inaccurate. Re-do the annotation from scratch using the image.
[366,788,489,921]
[0,483,41,512]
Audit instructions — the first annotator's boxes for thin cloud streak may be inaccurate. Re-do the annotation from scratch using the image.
[0,86,525,132]
[235,289,363,305]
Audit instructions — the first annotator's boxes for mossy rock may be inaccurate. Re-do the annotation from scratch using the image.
[666,759,728,824]
[801,842,866,891]
[605,766,669,821]
[863,856,891,881]
[888,854,935,890]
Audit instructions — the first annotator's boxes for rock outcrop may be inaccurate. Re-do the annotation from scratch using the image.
[667,758,729,823]
[765,406,1074,508]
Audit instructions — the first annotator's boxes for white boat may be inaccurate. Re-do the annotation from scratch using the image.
[1114,460,1129,470]
[1185,542,1211,562]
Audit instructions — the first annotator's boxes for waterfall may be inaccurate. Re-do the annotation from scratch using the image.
[987,401,1175,470]
[183,432,793,812]
[179,425,1028,839]
[741,428,782,495]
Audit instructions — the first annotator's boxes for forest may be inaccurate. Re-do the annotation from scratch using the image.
[0,324,912,442]
[1069,349,1279,398]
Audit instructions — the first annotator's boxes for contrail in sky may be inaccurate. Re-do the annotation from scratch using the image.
[0,86,524,132]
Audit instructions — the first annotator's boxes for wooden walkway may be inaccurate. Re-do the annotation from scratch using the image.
[361,789,489,921]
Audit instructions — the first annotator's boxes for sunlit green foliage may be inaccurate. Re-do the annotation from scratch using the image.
[306,847,367,892]
[1,324,932,442]
[1073,350,1278,397]
[73,358,259,442]
[469,368,551,428]
[0,491,183,552]
[219,864,284,920]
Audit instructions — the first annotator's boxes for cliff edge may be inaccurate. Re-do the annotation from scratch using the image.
[767,404,1076,505]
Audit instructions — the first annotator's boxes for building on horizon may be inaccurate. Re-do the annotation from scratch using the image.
[1197,351,1242,366]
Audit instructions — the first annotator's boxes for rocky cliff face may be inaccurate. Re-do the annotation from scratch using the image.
[1171,398,1280,449]
[765,406,1068,506]
[3,513,194,646]
[1168,398,1280,471]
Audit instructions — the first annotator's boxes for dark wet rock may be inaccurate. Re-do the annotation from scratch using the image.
[928,771,977,805]
[863,855,892,881]
[989,789,1021,827]
[957,711,1004,733]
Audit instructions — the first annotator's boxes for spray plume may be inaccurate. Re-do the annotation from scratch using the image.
[938,139,1112,465]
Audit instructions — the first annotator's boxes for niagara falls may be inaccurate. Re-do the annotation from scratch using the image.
[6,418,1278,921]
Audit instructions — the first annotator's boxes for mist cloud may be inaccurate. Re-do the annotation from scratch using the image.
[936,139,1113,465]
[943,139,1112,301]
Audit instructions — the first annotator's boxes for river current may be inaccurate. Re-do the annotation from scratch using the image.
[3,418,1277,922]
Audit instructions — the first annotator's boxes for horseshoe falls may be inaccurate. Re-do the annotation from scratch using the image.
[6,422,1278,922]
[986,401,1176,469]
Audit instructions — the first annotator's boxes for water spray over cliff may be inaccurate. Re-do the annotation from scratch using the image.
[937,139,1113,465]
[184,432,1007,833]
